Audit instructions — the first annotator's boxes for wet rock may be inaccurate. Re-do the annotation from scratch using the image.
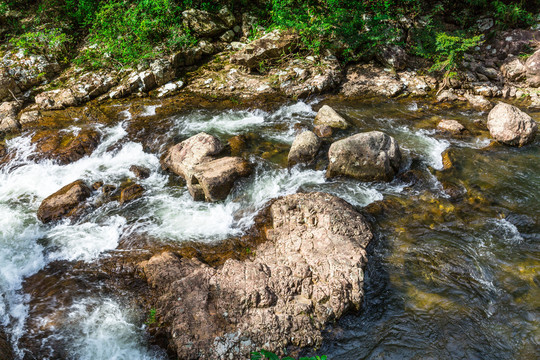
[437,90,458,103]
[0,144,6,158]
[0,101,21,133]
[314,124,332,138]
[487,102,537,146]
[140,192,373,359]
[161,132,223,179]
[464,93,492,110]
[91,181,103,190]
[441,148,455,170]
[327,131,402,182]
[230,30,298,69]
[129,165,151,179]
[437,119,465,134]
[501,57,527,82]
[182,9,228,37]
[341,64,405,98]
[37,180,92,223]
[35,89,78,110]
[525,49,540,87]
[288,130,321,166]
[120,183,145,205]
[0,328,13,360]
[314,105,349,129]
[32,128,101,164]
[189,157,252,202]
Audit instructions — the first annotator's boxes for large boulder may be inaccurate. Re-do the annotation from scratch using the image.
[37,180,92,223]
[182,9,229,37]
[288,130,321,166]
[314,105,349,129]
[189,157,252,201]
[230,30,298,69]
[161,133,251,201]
[140,192,373,359]
[327,131,402,181]
[161,132,223,179]
[525,49,540,87]
[487,102,537,146]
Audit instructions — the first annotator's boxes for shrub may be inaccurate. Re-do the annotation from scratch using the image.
[9,28,73,61]
[430,31,483,72]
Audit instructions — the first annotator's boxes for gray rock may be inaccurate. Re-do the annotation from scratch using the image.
[0,68,21,102]
[218,6,236,28]
[487,102,537,146]
[464,93,492,110]
[437,90,458,102]
[314,105,349,129]
[241,13,259,38]
[220,30,235,43]
[377,45,408,70]
[437,119,465,134]
[525,49,540,87]
[0,101,21,133]
[501,57,527,82]
[182,9,228,37]
[341,64,405,98]
[327,131,402,181]
[37,180,92,223]
[19,110,40,125]
[230,30,298,69]
[288,130,321,166]
[141,191,373,359]
[35,89,78,110]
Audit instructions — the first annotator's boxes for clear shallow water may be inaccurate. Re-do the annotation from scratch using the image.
[0,98,538,359]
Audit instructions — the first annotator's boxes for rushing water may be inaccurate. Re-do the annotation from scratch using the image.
[0,97,538,359]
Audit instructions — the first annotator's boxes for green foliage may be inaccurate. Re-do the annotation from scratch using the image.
[430,32,483,72]
[9,28,73,61]
[491,1,536,28]
[145,308,157,325]
[251,350,327,360]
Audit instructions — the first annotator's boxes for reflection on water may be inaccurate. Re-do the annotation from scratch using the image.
[0,97,538,359]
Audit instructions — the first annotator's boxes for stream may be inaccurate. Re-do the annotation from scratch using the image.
[0,97,538,359]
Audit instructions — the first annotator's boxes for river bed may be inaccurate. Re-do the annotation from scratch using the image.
[0,97,538,359]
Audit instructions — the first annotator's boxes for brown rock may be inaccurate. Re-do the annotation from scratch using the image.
[341,64,405,98]
[464,93,492,111]
[314,105,349,129]
[161,132,223,179]
[230,30,298,69]
[189,157,252,201]
[487,102,537,146]
[0,328,13,360]
[228,135,247,156]
[129,165,151,179]
[182,9,228,38]
[141,192,373,359]
[32,128,101,165]
[0,68,21,103]
[327,131,402,182]
[314,124,332,138]
[437,119,465,134]
[288,130,321,166]
[120,184,145,205]
[35,89,78,110]
[37,180,92,223]
[501,57,527,82]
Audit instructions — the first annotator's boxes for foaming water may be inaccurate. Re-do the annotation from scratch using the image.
[171,101,316,144]
[61,298,166,360]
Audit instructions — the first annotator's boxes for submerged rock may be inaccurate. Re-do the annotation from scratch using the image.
[31,128,101,164]
[327,131,402,181]
[140,192,373,359]
[230,30,298,69]
[314,105,349,129]
[120,183,145,205]
[487,102,537,146]
[129,165,151,179]
[37,180,92,223]
[288,130,321,166]
[437,119,465,134]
